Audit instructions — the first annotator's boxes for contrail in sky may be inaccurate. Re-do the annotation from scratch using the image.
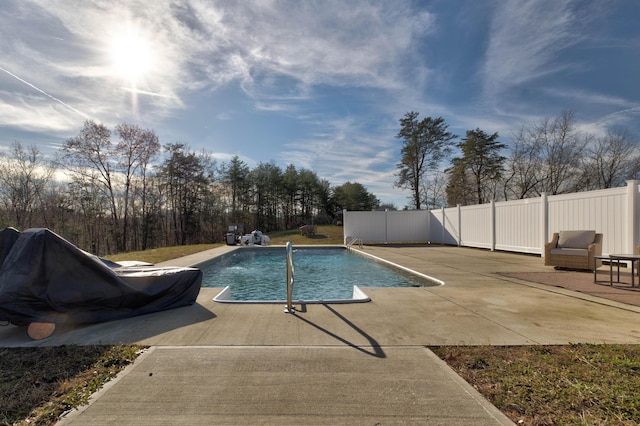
[121,87,172,98]
[120,86,184,107]
[0,65,90,119]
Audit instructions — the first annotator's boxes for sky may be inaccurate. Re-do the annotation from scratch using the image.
[1,0,639,208]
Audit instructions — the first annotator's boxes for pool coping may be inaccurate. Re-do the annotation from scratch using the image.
[212,284,372,304]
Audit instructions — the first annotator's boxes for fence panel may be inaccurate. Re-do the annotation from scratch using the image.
[386,210,429,243]
[427,209,443,244]
[427,208,461,245]
[343,210,430,243]
[547,187,627,255]
[343,210,387,243]
[459,204,492,249]
[495,198,541,254]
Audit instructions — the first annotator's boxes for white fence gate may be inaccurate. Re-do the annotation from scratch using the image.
[343,180,640,257]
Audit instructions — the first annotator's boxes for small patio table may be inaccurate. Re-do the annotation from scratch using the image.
[602,254,640,287]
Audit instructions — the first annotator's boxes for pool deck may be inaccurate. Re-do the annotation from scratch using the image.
[4,245,640,424]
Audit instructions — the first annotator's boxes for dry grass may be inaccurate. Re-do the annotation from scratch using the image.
[265,224,345,245]
[431,344,640,425]
[106,243,221,264]
[105,225,345,264]
[0,345,144,426]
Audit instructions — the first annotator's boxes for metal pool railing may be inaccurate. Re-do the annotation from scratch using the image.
[284,241,295,313]
[346,236,362,250]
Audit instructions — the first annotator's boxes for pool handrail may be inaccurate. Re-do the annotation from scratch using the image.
[284,241,295,313]
[346,236,363,250]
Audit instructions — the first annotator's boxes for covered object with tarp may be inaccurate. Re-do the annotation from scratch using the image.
[0,228,202,325]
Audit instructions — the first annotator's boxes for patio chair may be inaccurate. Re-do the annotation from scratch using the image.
[544,230,602,271]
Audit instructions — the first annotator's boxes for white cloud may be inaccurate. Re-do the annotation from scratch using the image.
[592,107,640,132]
[542,87,636,108]
[188,0,435,99]
[481,0,595,100]
[0,92,81,132]
[279,116,400,201]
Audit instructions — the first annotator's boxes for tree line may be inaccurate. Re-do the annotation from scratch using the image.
[395,110,640,209]
[0,120,379,255]
[4,110,635,254]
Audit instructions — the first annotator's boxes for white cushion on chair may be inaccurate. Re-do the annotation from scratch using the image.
[550,248,588,257]
[557,230,595,249]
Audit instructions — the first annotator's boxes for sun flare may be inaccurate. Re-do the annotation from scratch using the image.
[109,29,155,83]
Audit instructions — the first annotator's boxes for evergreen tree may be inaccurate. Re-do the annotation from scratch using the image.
[395,112,455,209]
[447,128,506,205]
[332,181,380,211]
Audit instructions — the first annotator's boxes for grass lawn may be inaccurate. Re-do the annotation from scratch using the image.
[431,344,640,425]
[3,226,640,425]
[105,225,345,264]
[0,345,145,426]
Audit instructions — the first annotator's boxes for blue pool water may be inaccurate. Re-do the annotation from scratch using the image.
[201,247,435,302]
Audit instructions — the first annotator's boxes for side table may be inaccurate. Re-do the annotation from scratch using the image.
[607,254,640,287]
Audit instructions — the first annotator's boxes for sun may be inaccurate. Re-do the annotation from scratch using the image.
[109,28,155,84]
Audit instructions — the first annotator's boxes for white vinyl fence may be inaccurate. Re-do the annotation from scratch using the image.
[344,210,430,244]
[343,180,640,257]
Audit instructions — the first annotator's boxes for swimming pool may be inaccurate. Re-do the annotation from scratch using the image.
[200,246,439,303]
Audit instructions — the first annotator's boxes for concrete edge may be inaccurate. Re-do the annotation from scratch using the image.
[496,274,640,314]
[423,347,516,425]
[350,247,446,286]
[56,346,156,425]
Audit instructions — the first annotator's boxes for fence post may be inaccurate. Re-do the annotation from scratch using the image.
[490,200,496,251]
[441,206,445,245]
[457,204,461,246]
[385,209,389,244]
[627,180,638,254]
[540,193,548,257]
[343,209,348,245]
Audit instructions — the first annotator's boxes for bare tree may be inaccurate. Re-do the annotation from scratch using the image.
[581,129,640,189]
[61,120,120,250]
[538,110,586,194]
[502,111,585,198]
[114,124,160,251]
[421,171,448,209]
[503,126,545,199]
[0,142,55,229]
[60,120,162,252]
[64,177,110,253]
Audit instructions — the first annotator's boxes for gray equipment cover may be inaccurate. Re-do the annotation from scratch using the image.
[0,228,202,324]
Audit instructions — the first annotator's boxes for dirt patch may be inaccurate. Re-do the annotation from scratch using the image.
[500,269,640,307]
